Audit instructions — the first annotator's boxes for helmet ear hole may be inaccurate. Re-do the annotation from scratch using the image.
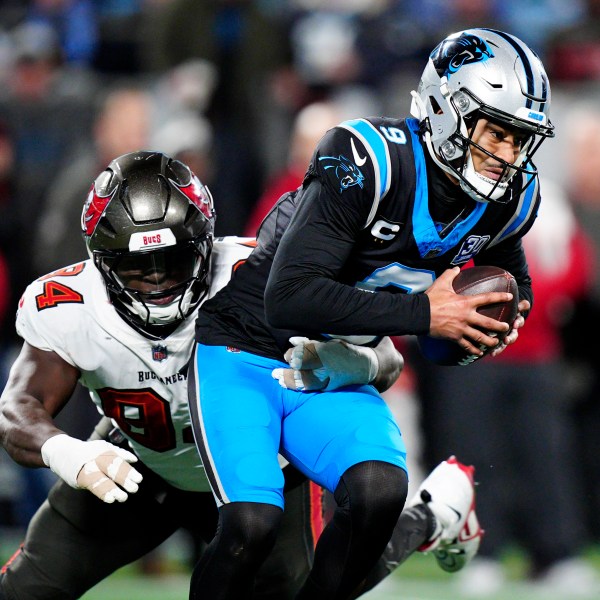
[429,96,444,116]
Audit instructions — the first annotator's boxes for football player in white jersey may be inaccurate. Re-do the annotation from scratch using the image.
[0,151,480,599]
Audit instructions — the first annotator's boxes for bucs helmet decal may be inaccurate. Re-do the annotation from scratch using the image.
[81,183,117,237]
[171,172,214,221]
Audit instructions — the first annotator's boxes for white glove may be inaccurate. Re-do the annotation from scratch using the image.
[41,434,143,503]
[272,337,379,391]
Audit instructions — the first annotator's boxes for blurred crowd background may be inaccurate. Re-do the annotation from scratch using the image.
[1,0,600,596]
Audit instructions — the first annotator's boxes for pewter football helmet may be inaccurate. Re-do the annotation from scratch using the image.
[82,151,215,334]
[410,28,554,203]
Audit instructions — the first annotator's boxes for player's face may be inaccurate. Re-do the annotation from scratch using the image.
[113,246,197,305]
[469,118,529,181]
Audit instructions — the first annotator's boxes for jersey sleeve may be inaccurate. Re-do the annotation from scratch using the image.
[264,123,430,339]
[208,237,256,298]
[311,120,392,231]
[16,283,70,366]
[15,268,90,368]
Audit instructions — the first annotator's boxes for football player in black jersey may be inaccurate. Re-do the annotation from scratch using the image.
[189,28,554,599]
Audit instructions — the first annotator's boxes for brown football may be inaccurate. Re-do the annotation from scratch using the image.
[417,266,519,366]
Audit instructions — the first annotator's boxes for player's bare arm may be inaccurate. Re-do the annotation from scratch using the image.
[425,267,511,356]
[0,342,77,466]
[0,342,142,503]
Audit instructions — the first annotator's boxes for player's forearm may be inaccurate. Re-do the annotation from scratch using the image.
[0,392,63,467]
[266,272,431,337]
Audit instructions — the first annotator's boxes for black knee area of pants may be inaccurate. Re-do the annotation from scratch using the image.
[334,461,408,532]
[217,502,283,568]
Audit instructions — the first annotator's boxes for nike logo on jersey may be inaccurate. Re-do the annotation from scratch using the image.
[351,138,367,166]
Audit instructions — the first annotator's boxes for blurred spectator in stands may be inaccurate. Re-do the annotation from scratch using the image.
[560,101,600,541]
[0,20,96,297]
[152,111,215,188]
[244,89,381,236]
[21,0,99,67]
[282,0,506,118]
[0,121,18,351]
[244,100,343,236]
[146,0,290,235]
[33,85,152,275]
[92,0,145,74]
[546,0,600,81]
[152,59,218,127]
[411,179,598,596]
[564,101,600,236]
[497,0,585,60]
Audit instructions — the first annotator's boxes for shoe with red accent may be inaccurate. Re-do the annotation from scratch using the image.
[408,455,484,572]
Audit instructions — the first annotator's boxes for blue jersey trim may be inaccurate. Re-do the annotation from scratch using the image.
[339,119,392,212]
[407,119,487,258]
[497,173,537,241]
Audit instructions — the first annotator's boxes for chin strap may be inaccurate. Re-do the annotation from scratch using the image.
[459,153,508,203]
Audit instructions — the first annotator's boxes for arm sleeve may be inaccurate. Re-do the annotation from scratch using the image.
[265,128,430,338]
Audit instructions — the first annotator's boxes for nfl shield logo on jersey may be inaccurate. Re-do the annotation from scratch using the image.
[152,344,168,362]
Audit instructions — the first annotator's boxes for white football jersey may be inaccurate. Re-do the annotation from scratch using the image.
[16,237,257,492]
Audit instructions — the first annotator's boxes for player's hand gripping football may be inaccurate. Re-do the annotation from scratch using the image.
[272,336,403,391]
[490,298,530,357]
[41,434,143,503]
[426,267,513,357]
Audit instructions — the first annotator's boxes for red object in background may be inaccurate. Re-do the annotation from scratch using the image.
[244,169,303,237]
[497,225,596,363]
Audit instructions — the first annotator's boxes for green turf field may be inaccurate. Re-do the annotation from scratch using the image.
[2,530,598,599]
[78,545,600,599]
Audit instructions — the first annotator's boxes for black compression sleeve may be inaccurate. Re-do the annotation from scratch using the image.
[265,180,431,337]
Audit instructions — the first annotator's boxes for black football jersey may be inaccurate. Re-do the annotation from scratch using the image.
[196,117,538,359]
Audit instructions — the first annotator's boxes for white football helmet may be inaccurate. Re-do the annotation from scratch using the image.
[410,28,554,203]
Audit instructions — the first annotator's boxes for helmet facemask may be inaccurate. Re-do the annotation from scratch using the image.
[95,236,212,330]
[443,92,549,203]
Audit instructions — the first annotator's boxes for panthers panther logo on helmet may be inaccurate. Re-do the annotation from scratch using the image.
[431,32,494,79]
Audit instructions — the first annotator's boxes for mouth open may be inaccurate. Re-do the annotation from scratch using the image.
[147,293,178,306]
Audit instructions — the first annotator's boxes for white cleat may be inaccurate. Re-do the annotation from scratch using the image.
[408,455,484,572]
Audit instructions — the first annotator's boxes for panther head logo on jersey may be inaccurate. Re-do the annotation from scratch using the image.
[431,32,494,79]
[319,155,365,193]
